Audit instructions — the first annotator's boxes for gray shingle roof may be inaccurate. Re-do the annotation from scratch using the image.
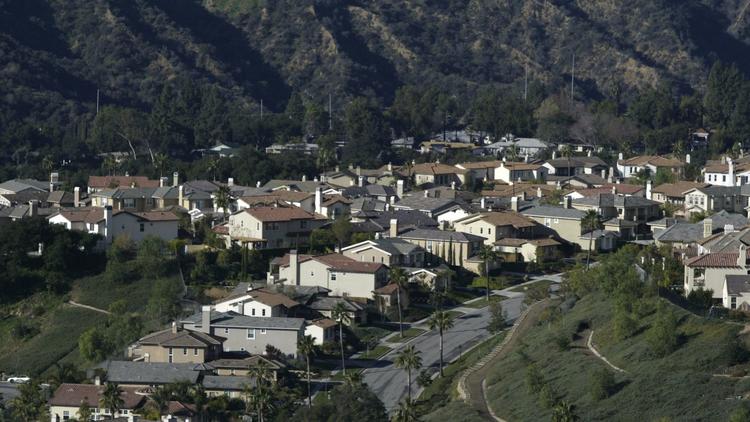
[308,297,364,312]
[521,206,585,219]
[572,193,659,208]
[726,275,750,295]
[347,238,422,256]
[0,179,48,193]
[393,196,466,213]
[181,311,305,330]
[398,228,484,242]
[98,361,201,385]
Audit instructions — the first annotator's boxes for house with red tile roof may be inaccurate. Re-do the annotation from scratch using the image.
[49,383,147,422]
[684,246,749,300]
[222,205,328,249]
[616,154,685,179]
[271,250,388,299]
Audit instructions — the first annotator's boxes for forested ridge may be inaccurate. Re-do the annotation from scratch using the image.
[5,0,750,181]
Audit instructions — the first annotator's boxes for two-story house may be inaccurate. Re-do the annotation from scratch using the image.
[222,205,328,249]
[49,383,146,422]
[684,246,749,301]
[340,238,426,267]
[703,157,750,186]
[181,306,306,358]
[542,156,607,177]
[48,207,179,243]
[271,251,388,299]
[683,186,744,216]
[453,211,539,246]
[650,181,709,214]
[493,162,547,183]
[397,229,484,271]
[391,196,471,227]
[521,202,615,252]
[616,154,685,179]
[213,287,300,318]
[129,323,224,363]
[409,162,468,187]
[571,193,661,236]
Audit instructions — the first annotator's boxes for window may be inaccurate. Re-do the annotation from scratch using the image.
[252,307,256,316]
[139,223,144,232]
[723,175,727,182]
[479,227,483,234]
[331,273,337,281]
[63,410,70,420]
[183,347,187,355]
[488,228,491,234]
[194,348,199,356]
[301,220,308,229]
[247,329,256,340]
[262,309,266,316]
[261,328,267,334]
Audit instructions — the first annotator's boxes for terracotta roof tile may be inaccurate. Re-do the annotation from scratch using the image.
[88,175,160,189]
[50,383,146,408]
[243,206,326,222]
[684,252,741,268]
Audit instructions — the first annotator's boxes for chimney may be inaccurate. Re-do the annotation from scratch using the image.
[104,205,113,241]
[608,167,615,183]
[564,196,572,209]
[703,218,713,238]
[451,181,456,190]
[358,176,364,187]
[611,185,617,195]
[94,376,101,386]
[686,154,691,164]
[524,154,529,163]
[646,180,652,200]
[729,158,735,186]
[159,177,168,188]
[201,306,211,334]
[237,301,245,315]
[315,187,322,214]
[173,172,179,187]
[228,177,234,187]
[178,185,184,206]
[171,321,178,334]
[49,172,59,192]
[396,180,405,198]
[480,197,486,209]
[424,190,429,198]
[390,196,396,205]
[289,250,300,286]
[387,162,393,171]
[356,166,362,176]
[302,175,307,182]
[587,150,592,157]
[256,181,261,188]
[335,165,340,172]
[618,152,623,161]
[511,196,519,212]
[601,169,606,180]
[740,245,748,267]
[537,187,543,198]
[314,176,319,182]
[521,191,527,201]
[38,242,44,255]
[74,187,80,208]
[389,219,399,238]
[552,150,557,159]
[28,200,38,217]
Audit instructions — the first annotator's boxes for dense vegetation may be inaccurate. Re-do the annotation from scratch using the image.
[6,1,750,184]
[479,247,750,421]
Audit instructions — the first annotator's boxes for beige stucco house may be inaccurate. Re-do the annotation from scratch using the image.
[684,247,749,300]
[222,205,328,249]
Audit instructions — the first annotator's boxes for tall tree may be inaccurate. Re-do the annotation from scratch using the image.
[428,310,454,377]
[100,383,124,419]
[393,398,418,422]
[298,334,317,408]
[705,61,744,127]
[582,210,601,270]
[389,267,409,338]
[331,302,352,375]
[10,381,45,421]
[214,185,231,222]
[478,245,499,301]
[342,97,386,167]
[394,345,423,401]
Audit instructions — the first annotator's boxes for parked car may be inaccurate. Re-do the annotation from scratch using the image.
[6,376,30,384]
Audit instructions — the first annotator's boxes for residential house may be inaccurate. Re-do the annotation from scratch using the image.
[270,251,388,299]
[129,323,223,364]
[181,306,306,357]
[87,175,160,193]
[493,162,547,184]
[221,205,328,249]
[350,210,439,238]
[542,156,608,177]
[616,154,685,179]
[342,184,398,203]
[683,186,744,216]
[322,163,401,187]
[419,141,478,155]
[49,383,146,422]
[398,229,484,270]
[650,181,709,214]
[453,211,539,246]
[555,138,599,154]
[306,296,367,324]
[654,212,747,249]
[48,207,179,243]
[403,265,452,290]
[409,162,468,187]
[483,135,549,156]
[203,376,255,399]
[493,237,562,263]
[96,361,203,388]
[213,287,300,318]
[304,318,338,345]
[564,184,645,199]
[571,193,661,234]
[392,195,471,227]
[373,283,409,313]
[265,142,319,155]
[684,246,749,300]
[319,195,352,219]
[454,160,503,182]
[210,355,284,378]
[341,237,426,267]
[237,190,315,213]
[0,178,49,195]
[723,275,750,311]
[703,157,750,186]
[481,183,557,202]
[91,187,159,211]
[522,204,614,252]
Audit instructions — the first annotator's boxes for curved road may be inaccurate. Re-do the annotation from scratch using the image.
[362,275,560,412]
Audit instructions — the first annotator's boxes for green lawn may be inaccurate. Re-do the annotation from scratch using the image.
[482,292,747,421]
[418,332,506,420]
[359,345,391,360]
[462,295,505,309]
[508,279,554,293]
[445,310,463,321]
[445,289,483,305]
[390,327,426,342]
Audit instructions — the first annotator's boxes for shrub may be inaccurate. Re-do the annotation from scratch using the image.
[10,320,39,339]
[553,330,571,351]
[525,363,545,394]
[613,308,638,341]
[589,368,616,401]
[538,383,557,409]
[646,305,679,357]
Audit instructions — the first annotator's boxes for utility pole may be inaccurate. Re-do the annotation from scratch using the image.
[570,53,575,103]
[260,99,264,120]
[328,93,333,131]
[524,64,528,101]
[96,89,100,115]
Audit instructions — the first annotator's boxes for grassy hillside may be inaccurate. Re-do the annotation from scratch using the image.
[483,292,747,421]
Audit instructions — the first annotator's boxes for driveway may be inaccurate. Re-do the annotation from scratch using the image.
[363,274,561,412]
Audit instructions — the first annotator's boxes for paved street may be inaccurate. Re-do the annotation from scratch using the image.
[0,382,20,405]
[363,274,561,412]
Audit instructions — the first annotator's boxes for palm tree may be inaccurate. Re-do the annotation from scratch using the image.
[478,245,499,301]
[582,210,601,270]
[214,185,231,221]
[343,371,363,387]
[78,398,93,421]
[389,267,409,338]
[153,153,169,178]
[393,398,418,422]
[41,154,54,175]
[428,310,454,377]
[190,384,208,422]
[331,302,352,375]
[298,334,316,408]
[150,385,172,416]
[100,383,124,419]
[206,156,220,181]
[245,362,273,422]
[394,345,423,401]
[561,144,573,176]
[48,362,81,389]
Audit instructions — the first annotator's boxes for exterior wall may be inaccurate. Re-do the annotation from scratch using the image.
[228,212,324,249]
[322,202,350,219]
[722,284,750,309]
[280,260,387,298]
[525,215,587,250]
[684,266,745,299]
[435,208,471,226]
[144,345,208,364]
[215,298,278,317]
[343,247,393,265]
[304,324,335,345]
[109,215,178,242]
[50,405,136,422]
[400,238,478,268]
[206,389,244,399]
[184,325,301,357]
